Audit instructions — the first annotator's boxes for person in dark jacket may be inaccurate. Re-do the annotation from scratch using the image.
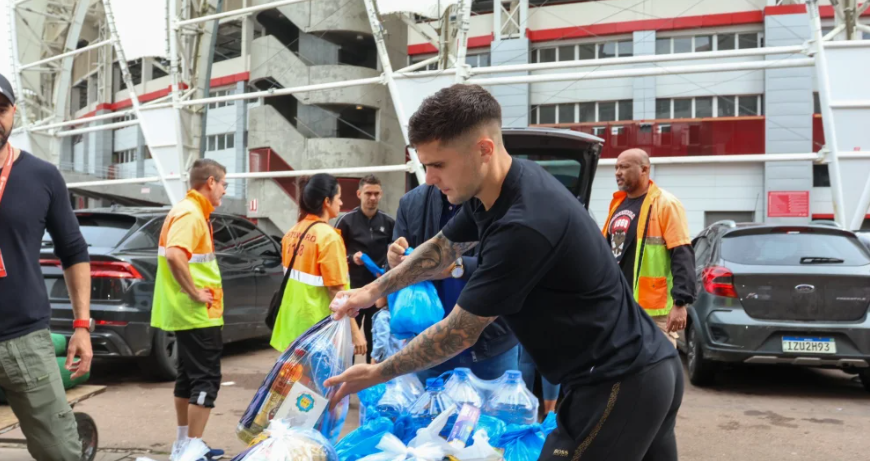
[390,183,519,381]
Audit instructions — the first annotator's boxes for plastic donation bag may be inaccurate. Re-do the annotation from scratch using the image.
[335,417,395,461]
[371,309,407,363]
[237,316,354,445]
[454,430,504,461]
[231,419,338,461]
[495,413,558,461]
[358,383,387,425]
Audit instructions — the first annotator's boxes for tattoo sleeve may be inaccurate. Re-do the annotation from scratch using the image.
[378,307,496,380]
[375,231,477,298]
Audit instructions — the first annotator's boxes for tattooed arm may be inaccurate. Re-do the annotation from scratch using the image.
[324,306,495,403]
[378,307,495,379]
[330,231,476,319]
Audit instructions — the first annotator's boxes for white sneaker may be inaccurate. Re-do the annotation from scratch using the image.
[170,438,189,461]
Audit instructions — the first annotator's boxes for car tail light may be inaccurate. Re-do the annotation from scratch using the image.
[90,261,143,279]
[702,266,738,298]
[40,260,143,279]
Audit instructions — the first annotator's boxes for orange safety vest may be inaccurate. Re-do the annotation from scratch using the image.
[603,180,691,317]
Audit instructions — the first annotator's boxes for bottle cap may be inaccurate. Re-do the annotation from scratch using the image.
[426,378,445,390]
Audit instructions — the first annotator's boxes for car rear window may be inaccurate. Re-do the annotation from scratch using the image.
[512,154,582,193]
[42,214,138,249]
[721,232,870,266]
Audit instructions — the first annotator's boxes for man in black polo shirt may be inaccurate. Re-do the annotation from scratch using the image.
[326,84,683,460]
[335,175,394,363]
[0,73,93,460]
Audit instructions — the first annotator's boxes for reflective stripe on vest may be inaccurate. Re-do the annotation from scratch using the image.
[157,246,216,263]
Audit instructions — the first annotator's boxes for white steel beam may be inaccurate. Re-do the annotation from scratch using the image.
[55,120,139,136]
[364,0,426,185]
[19,39,111,70]
[453,0,473,83]
[809,0,849,228]
[175,0,310,28]
[168,0,188,193]
[469,45,808,75]
[395,55,439,73]
[468,58,816,86]
[7,2,30,128]
[178,77,383,107]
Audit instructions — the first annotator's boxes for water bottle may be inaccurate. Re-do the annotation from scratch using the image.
[408,378,456,436]
[375,380,415,422]
[444,368,485,408]
[482,370,539,425]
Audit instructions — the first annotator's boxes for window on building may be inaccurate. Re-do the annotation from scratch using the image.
[695,35,713,52]
[738,95,760,116]
[738,32,760,49]
[597,101,615,122]
[539,105,556,124]
[226,133,235,149]
[578,44,595,60]
[813,164,831,187]
[579,102,595,122]
[673,98,692,118]
[695,97,713,118]
[617,100,633,121]
[208,89,235,109]
[717,33,736,51]
[656,99,671,119]
[617,40,633,57]
[207,135,216,151]
[464,52,491,68]
[598,42,616,59]
[813,92,821,114]
[539,47,556,63]
[673,37,692,54]
[659,124,672,133]
[592,127,606,137]
[558,103,574,123]
[655,38,671,55]
[717,95,736,117]
[558,45,575,61]
[409,55,438,71]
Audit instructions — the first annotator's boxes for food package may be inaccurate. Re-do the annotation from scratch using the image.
[335,417,394,461]
[231,420,338,461]
[237,316,353,445]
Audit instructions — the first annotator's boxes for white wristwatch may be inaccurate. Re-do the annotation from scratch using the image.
[450,258,465,279]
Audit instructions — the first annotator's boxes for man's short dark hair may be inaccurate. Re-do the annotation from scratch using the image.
[189,158,227,189]
[408,84,502,146]
[359,174,381,189]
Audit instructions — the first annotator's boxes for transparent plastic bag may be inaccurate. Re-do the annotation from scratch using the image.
[231,420,338,461]
[357,433,447,461]
[408,379,457,439]
[335,417,395,461]
[482,371,539,426]
[441,368,485,408]
[370,374,425,423]
[237,316,353,445]
[386,248,444,339]
[455,430,504,461]
[371,309,407,363]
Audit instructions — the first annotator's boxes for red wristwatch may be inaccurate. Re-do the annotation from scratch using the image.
[73,319,95,332]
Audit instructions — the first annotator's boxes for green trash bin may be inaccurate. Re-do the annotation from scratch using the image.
[51,332,67,356]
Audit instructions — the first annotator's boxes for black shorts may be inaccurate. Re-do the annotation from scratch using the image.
[174,327,223,408]
[540,355,684,461]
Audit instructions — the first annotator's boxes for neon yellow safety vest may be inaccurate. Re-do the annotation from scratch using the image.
[151,190,224,331]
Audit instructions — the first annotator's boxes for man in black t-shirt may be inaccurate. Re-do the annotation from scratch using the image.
[326,85,684,460]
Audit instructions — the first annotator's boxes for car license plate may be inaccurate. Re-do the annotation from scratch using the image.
[782,337,836,354]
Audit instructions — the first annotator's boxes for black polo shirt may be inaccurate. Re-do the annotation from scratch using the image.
[442,158,674,388]
[335,208,395,290]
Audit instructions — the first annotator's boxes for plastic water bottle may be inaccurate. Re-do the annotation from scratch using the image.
[482,370,539,425]
[375,380,415,422]
[408,378,456,435]
[444,368,485,408]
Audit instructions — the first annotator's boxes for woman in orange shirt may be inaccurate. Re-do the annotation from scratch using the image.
[271,174,367,354]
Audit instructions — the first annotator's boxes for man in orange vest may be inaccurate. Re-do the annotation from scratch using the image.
[603,148,696,346]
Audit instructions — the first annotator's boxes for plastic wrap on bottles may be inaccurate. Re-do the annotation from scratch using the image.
[386,248,444,339]
[371,309,407,363]
[494,414,558,461]
[442,369,485,408]
[358,384,387,426]
[371,374,425,424]
[335,417,394,461]
[237,316,353,445]
[409,378,458,439]
[231,420,338,461]
[482,371,539,426]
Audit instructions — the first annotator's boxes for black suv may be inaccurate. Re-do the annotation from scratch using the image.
[681,221,870,389]
[42,210,283,380]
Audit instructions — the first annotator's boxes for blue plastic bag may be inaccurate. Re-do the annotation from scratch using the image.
[335,417,395,461]
[358,383,387,425]
[495,413,558,461]
[362,250,444,339]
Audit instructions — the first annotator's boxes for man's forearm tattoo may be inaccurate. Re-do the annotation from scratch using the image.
[376,231,476,297]
[378,308,496,379]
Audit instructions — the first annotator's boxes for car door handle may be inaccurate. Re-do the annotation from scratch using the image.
[254,266,266,273]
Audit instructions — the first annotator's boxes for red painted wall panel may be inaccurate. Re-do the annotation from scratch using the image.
[813,115,825,153]
[540,117,765,158]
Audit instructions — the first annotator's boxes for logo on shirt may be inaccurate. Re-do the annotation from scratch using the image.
[380,226,385,233]
[609,209,636,260]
